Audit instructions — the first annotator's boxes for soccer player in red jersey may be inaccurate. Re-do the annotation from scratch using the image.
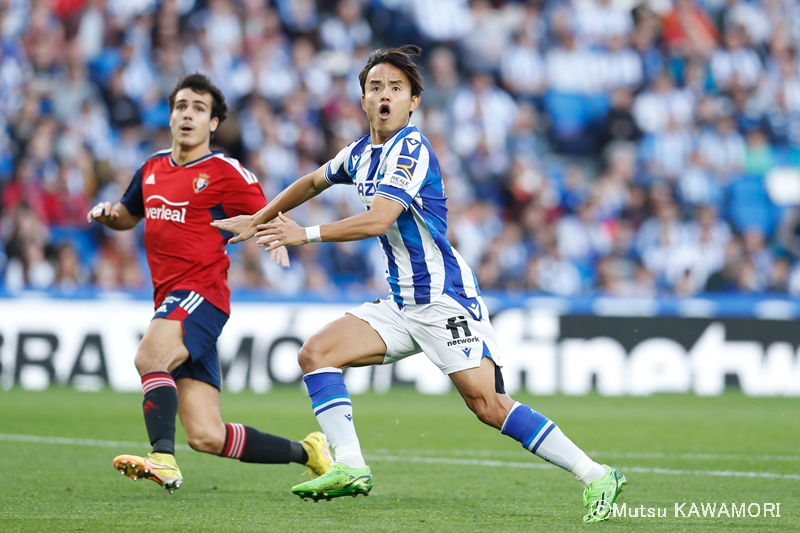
[87,73,331,493]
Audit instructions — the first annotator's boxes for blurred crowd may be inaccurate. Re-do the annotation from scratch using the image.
[3,0,800,298]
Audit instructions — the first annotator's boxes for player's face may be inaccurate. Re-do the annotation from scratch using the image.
[169,89,218,149]
[361,63,420,144]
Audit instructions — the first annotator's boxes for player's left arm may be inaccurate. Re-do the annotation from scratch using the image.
[256,196,403,249]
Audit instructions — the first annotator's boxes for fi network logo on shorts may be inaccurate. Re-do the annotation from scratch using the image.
[611,502,782,519]
[445,316,480,347]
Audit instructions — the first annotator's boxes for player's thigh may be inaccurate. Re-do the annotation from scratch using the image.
[136,318,190,373]
[176,378,225,448]
[298,313,389,372]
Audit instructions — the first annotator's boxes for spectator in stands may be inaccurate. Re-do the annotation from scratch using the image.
[54,241,89,291]
[2,0,800,299]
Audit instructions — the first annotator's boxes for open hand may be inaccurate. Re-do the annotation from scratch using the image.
[211,214,258,244]
[255,212,307,250]
[270,245,290,267]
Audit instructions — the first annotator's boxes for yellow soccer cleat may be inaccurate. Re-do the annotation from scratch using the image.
[113,452,183,493]
[299,432,333,477]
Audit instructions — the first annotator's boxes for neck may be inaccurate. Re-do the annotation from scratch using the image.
[171,142,211,166]
[370,123,408,146]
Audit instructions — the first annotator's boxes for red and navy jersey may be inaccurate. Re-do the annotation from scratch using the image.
[120,149,266,315]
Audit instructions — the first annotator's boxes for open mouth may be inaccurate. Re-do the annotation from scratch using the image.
[379,104,390,119]
[180,124,194,134]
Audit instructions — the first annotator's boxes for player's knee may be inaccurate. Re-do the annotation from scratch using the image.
[466,396,504,429]
[186,429,224,455]
[133,346,159,376]
[298,338,326,373]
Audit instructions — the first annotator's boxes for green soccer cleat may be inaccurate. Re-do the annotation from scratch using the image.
[299,431,333,477]
[582,465,626,522]
[291,463,373,501]
[113,452,183,494]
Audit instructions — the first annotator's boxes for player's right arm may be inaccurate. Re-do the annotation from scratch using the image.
[87,164,146,230]
[212,165,332,244]
[86,201,141,230]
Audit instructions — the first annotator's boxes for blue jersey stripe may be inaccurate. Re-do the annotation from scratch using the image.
[396,211,432,304]
[379,235,403,306]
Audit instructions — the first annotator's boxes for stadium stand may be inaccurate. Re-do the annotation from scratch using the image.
[2,0,800,297]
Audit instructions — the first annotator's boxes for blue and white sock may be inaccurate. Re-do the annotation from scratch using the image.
[303,367,366,469]
[501,402,605,486]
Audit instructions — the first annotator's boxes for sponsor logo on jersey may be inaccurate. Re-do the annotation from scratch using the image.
[145,195,189,223]
[193,173,210,193]
[404,138,420,151]
[145,173,156,185]
[356,181,377,197]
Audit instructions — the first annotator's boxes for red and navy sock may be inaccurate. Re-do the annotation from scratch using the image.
[141,372,178,456]
[220,423,307,465]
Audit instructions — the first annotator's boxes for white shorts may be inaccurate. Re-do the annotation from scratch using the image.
[348,294,502,375]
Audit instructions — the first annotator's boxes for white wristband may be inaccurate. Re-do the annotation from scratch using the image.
[305,225,322,243]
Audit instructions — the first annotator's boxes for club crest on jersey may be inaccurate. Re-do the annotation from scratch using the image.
[193,173,210,193]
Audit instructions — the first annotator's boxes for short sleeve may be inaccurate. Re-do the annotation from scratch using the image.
[120,166,145,217]
[375,134,430,210]
[324,143,356,185]
[220,160,267,216]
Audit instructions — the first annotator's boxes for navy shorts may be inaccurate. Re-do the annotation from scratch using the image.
[153,290,228,390]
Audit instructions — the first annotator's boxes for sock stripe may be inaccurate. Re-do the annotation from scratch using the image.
[141,373,176,394]
[311,395,352,410]
[531,422,557,453]
[522,418,550,449]
[223,423,246,459]
[314,400,352,416]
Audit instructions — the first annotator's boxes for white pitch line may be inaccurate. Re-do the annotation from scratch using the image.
[0,433,192,451]
[3,434,799,481]
[364,454,800,481]
[373,447,800,463]
[586,451,800,463]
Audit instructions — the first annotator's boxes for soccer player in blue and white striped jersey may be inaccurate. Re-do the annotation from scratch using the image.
[213,45,626,522]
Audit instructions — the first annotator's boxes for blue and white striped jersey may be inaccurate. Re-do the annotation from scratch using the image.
[324,125,480,306]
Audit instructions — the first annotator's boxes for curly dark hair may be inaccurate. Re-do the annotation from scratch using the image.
[168,73,228,124]
[358,45,425,98]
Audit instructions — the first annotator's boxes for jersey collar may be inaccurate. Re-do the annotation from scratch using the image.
[169,150,223,167]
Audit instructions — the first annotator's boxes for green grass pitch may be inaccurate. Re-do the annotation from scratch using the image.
[1,387,798,532]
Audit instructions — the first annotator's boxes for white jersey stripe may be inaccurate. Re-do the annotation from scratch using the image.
[213,154,258,185]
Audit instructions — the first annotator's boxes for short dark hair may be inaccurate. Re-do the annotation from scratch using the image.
[168,73,228,124]
[358,45,424,98]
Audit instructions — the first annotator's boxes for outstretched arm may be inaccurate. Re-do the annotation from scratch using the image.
[255,196,405,249]
[86,201,141,230]
[211,165,332,243]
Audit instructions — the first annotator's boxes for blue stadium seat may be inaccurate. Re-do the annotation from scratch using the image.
[725,175,776,236]
[49,226,99,267]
